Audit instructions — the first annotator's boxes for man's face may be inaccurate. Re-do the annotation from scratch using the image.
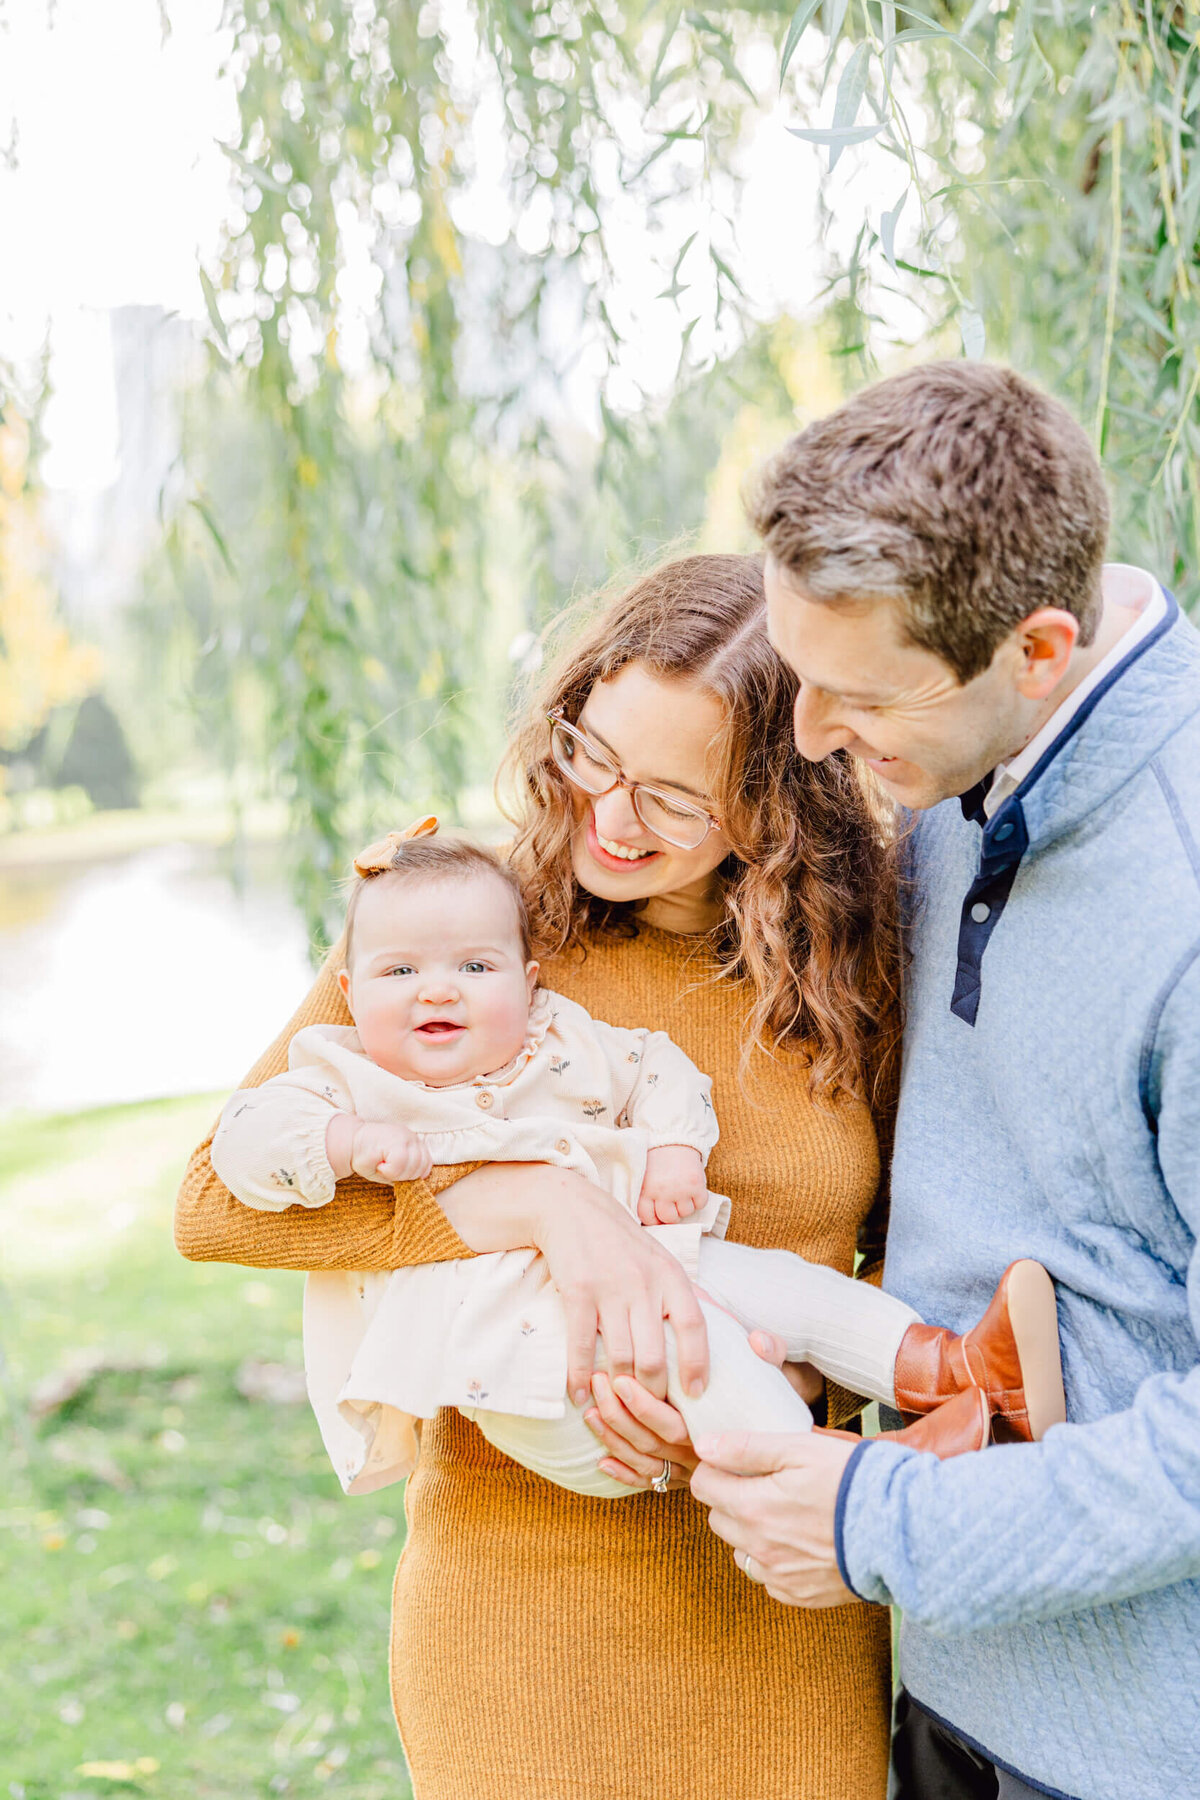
[764,557,1032,810]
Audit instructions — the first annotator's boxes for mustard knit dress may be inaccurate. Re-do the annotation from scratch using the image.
[176,922,892,1800]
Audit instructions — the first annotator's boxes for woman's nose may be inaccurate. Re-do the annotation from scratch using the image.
[591,785,646,843]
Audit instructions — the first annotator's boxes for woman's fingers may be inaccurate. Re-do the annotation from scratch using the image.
[587,1373,664,1459]
[596,1456,646,1488]
[564,1292,601,1407]
[611,1376,696,1461]
[626,1294,669,1397]
[664,1277,709,1397]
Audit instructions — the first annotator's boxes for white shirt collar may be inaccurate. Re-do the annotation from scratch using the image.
[984,565,1167,819]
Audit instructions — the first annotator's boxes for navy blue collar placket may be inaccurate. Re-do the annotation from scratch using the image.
[950,793,1029,1027]
[944,585,1181,1029]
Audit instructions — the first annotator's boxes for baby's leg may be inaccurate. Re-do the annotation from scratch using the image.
[462,1301,814,1497]
[463,1403,633,1499]
[665,1299,815,1440]
[697,1236,921,1409]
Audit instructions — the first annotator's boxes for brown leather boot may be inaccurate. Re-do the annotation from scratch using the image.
[817,1386,992,1460]
[877,1385,991,1458]
[892,1260,1066,1443]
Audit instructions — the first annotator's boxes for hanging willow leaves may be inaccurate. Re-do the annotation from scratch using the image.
[176,0,774,945]
[149,0,1200,948]
[790,0,1200,611]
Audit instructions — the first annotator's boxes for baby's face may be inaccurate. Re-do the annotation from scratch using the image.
[338,874,538,1086]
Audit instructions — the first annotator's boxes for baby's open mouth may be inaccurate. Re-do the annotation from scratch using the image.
[416,1020,465,1037]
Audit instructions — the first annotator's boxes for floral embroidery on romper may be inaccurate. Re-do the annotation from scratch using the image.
[272,1168,298,1188]
[519,1320,536,1337]
[626,1050,641,1064]
[549,1058,571,1077]
[646,1073,659,1088]
[466,1380,488,1404]
[581,1098,606,1120]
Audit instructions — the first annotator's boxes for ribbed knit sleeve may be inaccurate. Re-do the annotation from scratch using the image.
[173,937,475,1272]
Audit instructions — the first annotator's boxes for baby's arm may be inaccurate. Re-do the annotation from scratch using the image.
[325,1113,433,1185]
[212,1072,357,1211]
[590,1020,720,1226]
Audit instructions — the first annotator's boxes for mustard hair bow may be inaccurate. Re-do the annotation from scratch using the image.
[352,814,438,877]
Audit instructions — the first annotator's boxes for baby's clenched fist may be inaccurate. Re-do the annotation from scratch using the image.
[326,1112,433,1184]
[637,1144,708,1226]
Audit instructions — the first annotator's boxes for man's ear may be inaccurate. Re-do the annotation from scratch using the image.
[526,960,540,1000]
[1013,608,1080,702]
[337,968,352,1005]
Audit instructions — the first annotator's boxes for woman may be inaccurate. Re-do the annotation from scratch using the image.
[176,553,901,1799]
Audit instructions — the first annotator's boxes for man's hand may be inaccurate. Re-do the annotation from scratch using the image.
[326,1113,434,1184]
[690,1429,861,1608]
[637,1145,707,1225]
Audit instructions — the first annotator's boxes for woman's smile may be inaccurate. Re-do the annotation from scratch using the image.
[584,809,663,871]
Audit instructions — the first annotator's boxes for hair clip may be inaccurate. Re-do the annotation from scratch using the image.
[352,814,438,877]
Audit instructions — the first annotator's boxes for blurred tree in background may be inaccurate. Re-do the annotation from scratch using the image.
[0,392,106,814]
[152,0,1197,946]
[801,0,1200,603]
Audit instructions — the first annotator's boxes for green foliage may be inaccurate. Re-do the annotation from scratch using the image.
[183,0,791,945]
[0,1095,410,1799]
[172,0,1199,944]
[783,0,1200,606]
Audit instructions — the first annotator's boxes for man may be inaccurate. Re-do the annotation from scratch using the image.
[692,362,1200,1800]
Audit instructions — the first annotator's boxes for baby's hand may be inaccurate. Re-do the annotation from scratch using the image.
[327,1113,434,1184]
[355,1120,434,1183]
[637,1145,707,1226]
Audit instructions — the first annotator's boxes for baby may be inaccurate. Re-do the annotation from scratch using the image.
[212,821,1066,1498]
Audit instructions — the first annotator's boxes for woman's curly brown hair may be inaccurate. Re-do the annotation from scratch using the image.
[499,552,902,1110]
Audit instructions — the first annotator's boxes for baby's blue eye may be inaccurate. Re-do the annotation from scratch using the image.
[461,960,488,974]
[385,964,416,977]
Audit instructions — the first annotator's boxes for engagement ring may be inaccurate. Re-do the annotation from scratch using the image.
[650,1458,672,1494]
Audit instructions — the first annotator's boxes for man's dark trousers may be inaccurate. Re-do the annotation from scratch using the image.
[892,1691,1078,1800]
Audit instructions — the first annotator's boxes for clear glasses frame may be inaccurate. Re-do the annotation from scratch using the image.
[546,707,724,852]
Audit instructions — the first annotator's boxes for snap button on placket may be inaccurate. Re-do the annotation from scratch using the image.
[556,1138,571,1155]
[475,1090,494,1110]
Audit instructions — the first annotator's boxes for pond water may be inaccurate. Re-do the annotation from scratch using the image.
[0,839,315,1118]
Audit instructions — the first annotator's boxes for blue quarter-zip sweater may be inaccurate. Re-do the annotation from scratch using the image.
[835,591,1200,1800]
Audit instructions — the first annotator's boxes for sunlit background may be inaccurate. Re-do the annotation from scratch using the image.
[1,0,1196,1792]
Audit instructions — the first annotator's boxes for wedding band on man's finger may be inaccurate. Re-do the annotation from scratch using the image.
[735,1549,764,1584]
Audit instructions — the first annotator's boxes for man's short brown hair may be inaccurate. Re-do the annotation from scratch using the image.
[746,362,1110,683]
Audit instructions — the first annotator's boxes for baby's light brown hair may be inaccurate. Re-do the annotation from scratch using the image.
[343,836,534,968]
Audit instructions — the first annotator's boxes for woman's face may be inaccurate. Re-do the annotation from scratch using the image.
[564,662,733,909]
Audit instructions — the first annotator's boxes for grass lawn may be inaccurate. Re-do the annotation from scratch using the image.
[0,1095,413,1800]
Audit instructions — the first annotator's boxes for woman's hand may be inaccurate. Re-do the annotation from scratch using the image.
[584,1372,698,1491]
[581,1327,826,1491]
[435,1161,710,1405]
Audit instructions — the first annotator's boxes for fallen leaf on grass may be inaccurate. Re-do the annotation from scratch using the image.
[75,1757,160,1778]
[30,1353,151,1420]
[234,1358,307,1404]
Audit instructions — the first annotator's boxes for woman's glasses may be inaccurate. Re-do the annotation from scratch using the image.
[546,709,723,852]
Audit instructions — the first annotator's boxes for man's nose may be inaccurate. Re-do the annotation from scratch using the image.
[591,785,644,842]
[792,686,856,761]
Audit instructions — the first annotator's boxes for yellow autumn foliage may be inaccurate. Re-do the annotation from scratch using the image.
[0,414,102,753]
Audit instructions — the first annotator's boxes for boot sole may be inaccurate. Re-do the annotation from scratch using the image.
[1003,1260,1066,1441]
